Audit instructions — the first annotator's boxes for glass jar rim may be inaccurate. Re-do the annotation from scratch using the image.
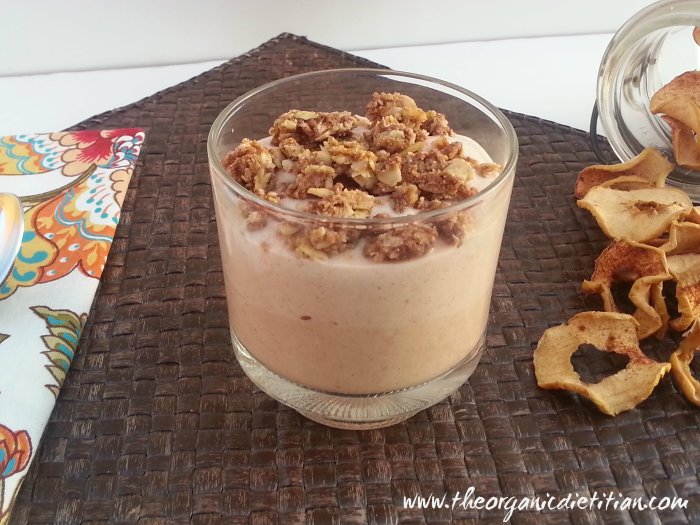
[207,68,518,226]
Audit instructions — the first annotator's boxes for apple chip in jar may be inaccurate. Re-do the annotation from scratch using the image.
[577,186,692,243]
[651,71,700,170]
[574,147,673,198]
[670,321,700,407]
[534,312,672,416]
[662,116,700,171]
[651,71,700,133]
[582,240,671,339]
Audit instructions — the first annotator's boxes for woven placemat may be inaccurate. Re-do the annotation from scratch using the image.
[9,34,700,525]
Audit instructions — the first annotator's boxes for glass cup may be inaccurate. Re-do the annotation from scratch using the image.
[208,69,518,429]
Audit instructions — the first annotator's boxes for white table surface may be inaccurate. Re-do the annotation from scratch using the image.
[0,33,613,136]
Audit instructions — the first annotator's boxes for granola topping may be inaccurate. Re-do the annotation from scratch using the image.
[304,185,376,219]
[423,110,452,136]
[246,210,267,231]
[364,115,425,154]
[364,224,438,262]
[277,222,360,260]
[366,92,430,132]
[286,164,336,199]
[222,92,501,261]
[222,138,276,196]
[270,110,357,147]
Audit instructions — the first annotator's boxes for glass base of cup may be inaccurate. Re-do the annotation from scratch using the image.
[231,330,485,430]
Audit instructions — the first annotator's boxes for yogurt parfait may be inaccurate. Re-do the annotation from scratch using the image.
[208,69,518,429]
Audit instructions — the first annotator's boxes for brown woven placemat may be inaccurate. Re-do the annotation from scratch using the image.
[9,34,700,525]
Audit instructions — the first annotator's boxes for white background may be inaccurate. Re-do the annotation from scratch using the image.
[0,0,657,134]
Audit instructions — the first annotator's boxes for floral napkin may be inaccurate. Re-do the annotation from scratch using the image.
[0,129,145,524]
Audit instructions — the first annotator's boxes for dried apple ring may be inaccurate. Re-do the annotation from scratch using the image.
[670,322,700,407]
[651,71,700,138]
[598,175,661,192]
[582,240,671,339]
[667,253,700,278]
[658,220,700,255]
[651,281,670,339]
[534,312,672,416]
[684,206,700,225]
[574,148,673,198]
[671,266,700,331]
[662,115,700,171]
[666,253,700,333]
[577,186,692,243]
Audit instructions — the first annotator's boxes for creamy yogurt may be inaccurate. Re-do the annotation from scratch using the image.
[213,132,512,394]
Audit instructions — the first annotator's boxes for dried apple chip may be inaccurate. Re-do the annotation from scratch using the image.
[658,220,700,255]
[667,253,700,278]
[651,281,670,339]
[651,70,700,172]
[695,27,700,46]
[662,230,700,332]
[534,312,671,416]
[653,97,700,132]
[651,71,700,138]
[598,176,661,192]
[671,266,700,331]
[582,240,671,339]
[577,186,692,243]
[574,148,673,198]
[684,206,700,225]
[662,116,700,171]
[650,71,700,115]
[670,322,700,407]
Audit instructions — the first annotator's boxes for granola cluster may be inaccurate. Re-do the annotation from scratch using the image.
[222,92,501,262]
[364,224,438,262]
[277,221,360,261]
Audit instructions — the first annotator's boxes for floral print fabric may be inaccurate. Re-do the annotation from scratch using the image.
[0,129,144,523]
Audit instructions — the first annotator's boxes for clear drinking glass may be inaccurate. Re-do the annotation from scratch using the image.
[208,69,518,429]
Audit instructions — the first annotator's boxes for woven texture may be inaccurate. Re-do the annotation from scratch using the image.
[9,34,700,525]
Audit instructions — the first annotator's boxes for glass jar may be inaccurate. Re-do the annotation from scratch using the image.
[594,0,700,198]
[208,69,517,429]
